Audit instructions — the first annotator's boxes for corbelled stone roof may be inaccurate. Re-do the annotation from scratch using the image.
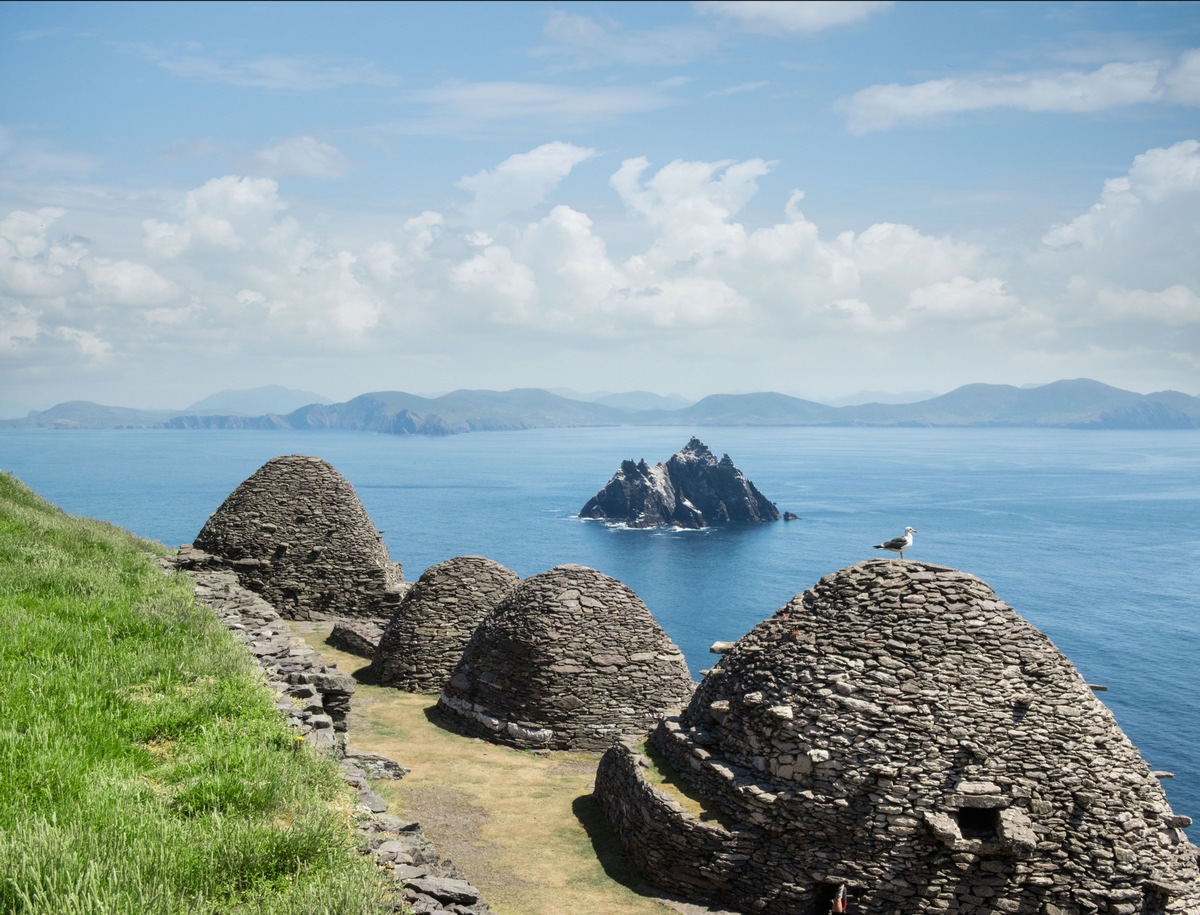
[193,454,403,620]
[597,560,1200,914]
[370,556,520,694]
[437,564,696,751]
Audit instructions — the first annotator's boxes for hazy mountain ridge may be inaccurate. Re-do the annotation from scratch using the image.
[4,379,1199,432]
[184,385,331,416]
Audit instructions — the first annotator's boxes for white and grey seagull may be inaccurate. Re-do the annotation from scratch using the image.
[873,526,917,559]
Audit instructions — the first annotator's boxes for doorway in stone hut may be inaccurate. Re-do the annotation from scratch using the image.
[813,883,852,914]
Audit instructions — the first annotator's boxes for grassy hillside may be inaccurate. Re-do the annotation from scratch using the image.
[0,473,395,915]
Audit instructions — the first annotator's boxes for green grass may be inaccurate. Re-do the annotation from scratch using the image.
[0,473,398,915]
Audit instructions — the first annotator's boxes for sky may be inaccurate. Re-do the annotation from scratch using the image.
[1,1,1199,414]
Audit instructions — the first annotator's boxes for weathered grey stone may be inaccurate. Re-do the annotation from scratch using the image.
[404,876,480,905]
[595,560,1200,914]
[327,618,387,658]
[371,556,519,694]
[580,437,781,529]
[189,455,404,619]
[344,746,411,780]
[437,564,695,751]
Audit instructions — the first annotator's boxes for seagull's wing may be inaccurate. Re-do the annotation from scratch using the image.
[878,535,908,550]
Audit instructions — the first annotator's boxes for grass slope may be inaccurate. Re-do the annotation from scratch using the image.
[0,473,394,915]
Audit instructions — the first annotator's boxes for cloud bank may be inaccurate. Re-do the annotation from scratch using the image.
[843,50,1200,133]
[3,136,1197,405]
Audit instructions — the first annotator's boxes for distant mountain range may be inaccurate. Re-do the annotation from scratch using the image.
[4,379,1200,433]
[183,385,332,416]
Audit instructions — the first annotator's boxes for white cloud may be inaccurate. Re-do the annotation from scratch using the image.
[695,1,893,33]
[1006,140,1200,379]
[54,326,111,360]
[1162,49,1200,106]
[708,80,772,97]
[19,27,68,41]
[0,125,99,178]
[0,304,39,352]
[618,275,749,327]
[451,244,539,321]
[141,46,395,91]
[143,175,286,256]
[401,81,678,135]
[456,142,597,225]
[5,138,1198,405]
[1096,284,1200,327]
[842,58,1181,133]
[904,276,1020,322]
[611,156,771,270]
[1044,139,1200,248]
[838,222,981,289]
[540,10,718,66]
[1039,139,1200,294]
[253,136,348,178]
[517,205,621,320]
[84,258,178,307]
[359,212,444,284]
[0,208,86,298]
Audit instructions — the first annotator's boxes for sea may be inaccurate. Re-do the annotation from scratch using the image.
[1,425,1197,826]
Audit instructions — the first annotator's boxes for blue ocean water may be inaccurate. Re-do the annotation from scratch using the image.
[2,425,1197,824]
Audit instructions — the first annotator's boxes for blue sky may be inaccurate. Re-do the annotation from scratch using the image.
[2,1,1198,413]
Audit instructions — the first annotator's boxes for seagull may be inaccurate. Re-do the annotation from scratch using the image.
[874,526,917,559]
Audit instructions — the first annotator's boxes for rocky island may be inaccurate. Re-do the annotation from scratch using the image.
[579,437,781,529]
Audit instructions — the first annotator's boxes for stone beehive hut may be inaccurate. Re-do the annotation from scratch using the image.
[193,455,403,620]
[436,564,696,751]
[369,556,521,694]
[596,560,1200,914]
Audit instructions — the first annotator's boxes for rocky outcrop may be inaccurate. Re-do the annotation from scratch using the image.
[437,564,695,751]
[595,560,1200,914]
[192,455,405,620]
[579,437,780,529]
[370,556,520,694]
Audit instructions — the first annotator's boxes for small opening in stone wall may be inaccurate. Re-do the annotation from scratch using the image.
[955,807,1001,841]
[812,883,853,914]
[1141,887,1168,915]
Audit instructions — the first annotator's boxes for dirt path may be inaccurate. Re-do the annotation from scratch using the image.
[290,622,706,915]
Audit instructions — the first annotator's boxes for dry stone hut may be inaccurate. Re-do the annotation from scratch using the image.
[193,455,404,620]
[369,556,521,694]
[436,564,695,751]
[596,560,1200,914]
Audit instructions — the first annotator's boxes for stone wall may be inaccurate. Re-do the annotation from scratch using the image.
[370,556,520,694]
[595,739,763,904]
[162,551,493,915]
[192,455,404,620]
[171,557,358,752]
[437,564,696,751]
[595,560,1200,914]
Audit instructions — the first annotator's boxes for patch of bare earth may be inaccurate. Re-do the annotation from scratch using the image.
[289,621,718,915]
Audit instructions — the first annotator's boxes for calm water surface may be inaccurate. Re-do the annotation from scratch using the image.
[2,425,1197,823]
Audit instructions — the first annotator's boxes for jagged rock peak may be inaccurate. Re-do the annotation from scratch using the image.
[580,436,781,529]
